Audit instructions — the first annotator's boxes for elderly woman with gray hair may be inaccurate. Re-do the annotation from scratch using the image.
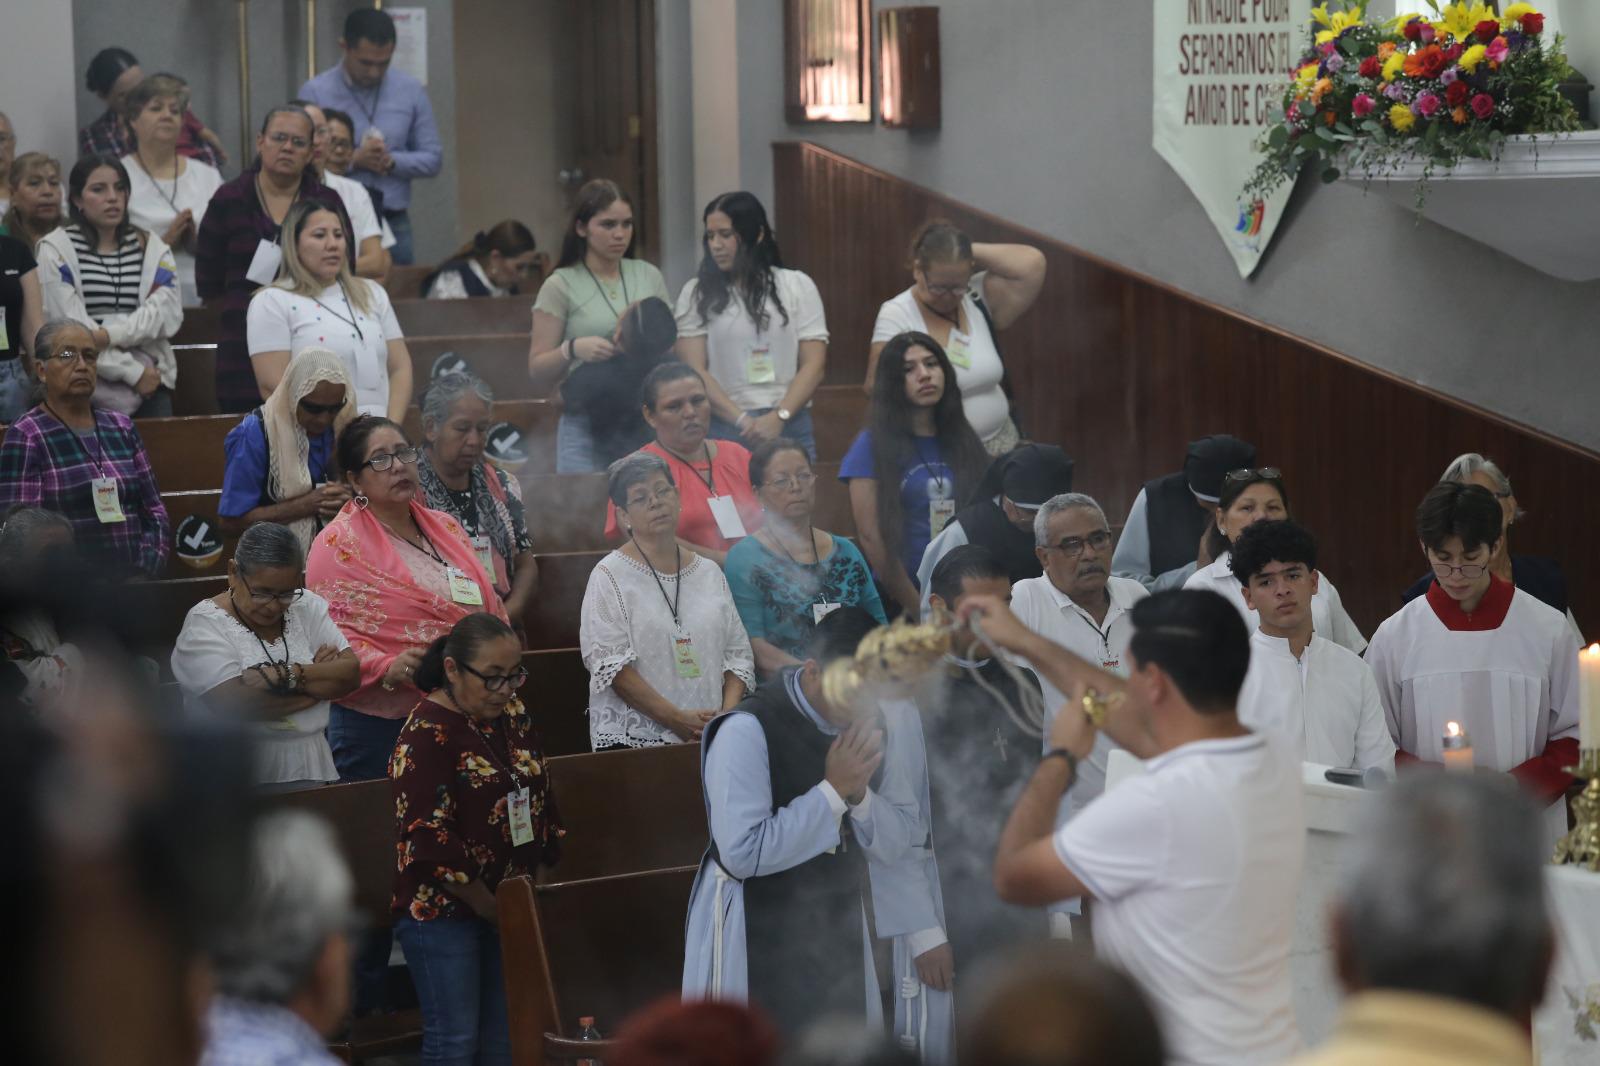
[580,451,754,750]
[173,521,360,788]
[201,809,356,1065]
[1401,452,1580,635]
[416,371,537,623]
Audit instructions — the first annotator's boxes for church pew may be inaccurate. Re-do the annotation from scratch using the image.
[172,345,220,417]
[383,264,435,301]
[395,296,533,337]
[407,334,535,403]
[171,307,221,347]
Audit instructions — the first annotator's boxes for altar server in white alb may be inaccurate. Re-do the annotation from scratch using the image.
[968,588,1305,1066]
[1184,468,1366,654]
[1231,519,1395,774]
[1367,482,1579,852]
[682,607,922,1037]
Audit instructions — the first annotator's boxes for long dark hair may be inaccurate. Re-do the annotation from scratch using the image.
[414,612,517,694]
[556,179,636,269]
[869,331,987,560]
[449,219,535,264]
[1206,471,1290,562]
[67,154,140,249]
[692,191,788,333]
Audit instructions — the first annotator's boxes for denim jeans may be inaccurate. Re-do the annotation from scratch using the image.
[0,356,32,423]
[385,210,415,266]
[396,915,512,1066]
[555,411,603,474]
[708,407,817,461]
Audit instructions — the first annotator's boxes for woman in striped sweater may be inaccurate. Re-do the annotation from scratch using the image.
[36,154,182,417]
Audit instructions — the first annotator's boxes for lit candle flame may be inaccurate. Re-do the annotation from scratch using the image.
[1445,721,1462,739]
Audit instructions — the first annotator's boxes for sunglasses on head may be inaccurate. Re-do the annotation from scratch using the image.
[1223,467,1283,488]
[298,397,344,416]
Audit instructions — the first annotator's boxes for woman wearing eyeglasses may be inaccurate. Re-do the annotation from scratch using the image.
[172,521,360,788]
[865,221,1046,456]
[0,319,169,577]
[1184,467,1366,653]
[581,451,754,751]
[724,439,885,677]
[306,415,511,783]
[392,611,562,1064]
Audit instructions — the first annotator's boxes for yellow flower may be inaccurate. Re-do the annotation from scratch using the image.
[1312,77,1334,104]
[1313,4,1366,44]
[1382,51,1406,82]
[1295,63,1318,93]
[1390,103,1417,132]
[1501,3,1538,28]
[1439,2,1495,41]
[1457,43,1488,73]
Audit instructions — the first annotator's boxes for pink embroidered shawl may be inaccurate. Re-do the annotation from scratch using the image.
[307,498,510,718]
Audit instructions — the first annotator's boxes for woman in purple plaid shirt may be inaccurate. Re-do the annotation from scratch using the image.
[0,319,169,577]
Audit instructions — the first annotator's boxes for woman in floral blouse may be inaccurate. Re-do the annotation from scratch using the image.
[391,611,561,1065]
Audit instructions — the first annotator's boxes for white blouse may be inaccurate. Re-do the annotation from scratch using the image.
[246,281,403,416]
[121,154,224,308]
[1185,552,1367,654]
[579,549,756,750]
[171,592,350,785]
[871,275,1008,442]
[675,268,829,411]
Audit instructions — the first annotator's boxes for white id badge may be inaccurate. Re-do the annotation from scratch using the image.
[813,602,842,624]
[471,535,495,578]
[0,314,8,351]
[91,476,126,524]
[946,329,973,369]
[707,495,748,539]
[447,566,484,605]
[245,239,283,286]
[747,344,776,384]
[508,787,535,846]
[672,632,704,679]
[929,496,956,537]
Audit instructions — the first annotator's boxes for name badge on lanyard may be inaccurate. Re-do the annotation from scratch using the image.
[0,314,8,350]
[747,343,776,384]
[91,476,126,524]
[447,566,484,606]
[707,495,748,540]
[507,786,535,847]
[813,602,842,625]
[672,630,703,679]
[946,328,973,370]
[927,474,955,537]
[245,239,283,286]
[471,535,495,580]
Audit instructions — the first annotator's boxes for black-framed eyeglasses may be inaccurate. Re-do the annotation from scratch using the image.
[298,397,344,416]
[1046,530,1113,557]
[238,571,305,606]
[1430,560,1489,580]
[362,446,421,471]
[458,661,529,693]
[1223,467,1283,488]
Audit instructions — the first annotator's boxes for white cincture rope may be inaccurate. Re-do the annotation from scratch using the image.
[960,620,1048,739]
[711,866,729,997]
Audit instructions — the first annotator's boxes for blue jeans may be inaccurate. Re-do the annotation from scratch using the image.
[327,703,405,783]
[555,411,602,474]
[708,407,816,461]
[385,210,415,266]
[396,915,511,1066]
[0,357,32,423]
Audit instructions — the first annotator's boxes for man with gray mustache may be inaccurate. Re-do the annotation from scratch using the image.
[1008,492,1148,936]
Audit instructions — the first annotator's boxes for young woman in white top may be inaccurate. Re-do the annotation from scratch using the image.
[119,74,223,308]
[36,154,182,417]
[867,221,1047,456]
[246,200,414,420]
[1184,468,1367,653]
[675,191,828,459]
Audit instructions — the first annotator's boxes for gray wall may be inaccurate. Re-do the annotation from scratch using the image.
[734,0,1600,452]
[0,0,78,168]
[70,0,459,263]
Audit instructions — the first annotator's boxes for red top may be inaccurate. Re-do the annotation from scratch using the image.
[1425,573,1515,631]
[604,440,763,552]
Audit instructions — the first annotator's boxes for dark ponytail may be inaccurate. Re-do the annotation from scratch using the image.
[413,612,517,694]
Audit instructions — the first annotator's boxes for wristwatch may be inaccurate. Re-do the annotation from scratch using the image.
[1042,747,1079,778]
[776,407,793,422]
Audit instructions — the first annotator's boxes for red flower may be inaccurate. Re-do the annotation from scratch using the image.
[1443,42,1464,62]
[1522,12,1545,35]
[1359,56,1383,78]
[1471,92,1496,120]
[1474,20,1500,43]
[1445,80,1470,107]
[1403,44,1449,79]
[1403,18,1423,40]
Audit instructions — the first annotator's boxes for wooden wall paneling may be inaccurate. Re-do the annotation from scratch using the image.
[773,141,1600,639]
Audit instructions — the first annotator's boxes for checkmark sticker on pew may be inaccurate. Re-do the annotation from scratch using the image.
[184,521,210,551]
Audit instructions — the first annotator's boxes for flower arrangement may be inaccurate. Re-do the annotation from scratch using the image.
[1245,2,1580,201]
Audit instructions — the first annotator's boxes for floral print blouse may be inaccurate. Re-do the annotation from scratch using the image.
[391,696,562,921]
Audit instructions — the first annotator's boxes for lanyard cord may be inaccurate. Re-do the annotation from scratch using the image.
[913,438,949,496]
[631,534,683,627]
[311,280,365,341]
[582,260,630,318]
[80,229,135,313]
[135,149,182,214]
[43,402,113,478]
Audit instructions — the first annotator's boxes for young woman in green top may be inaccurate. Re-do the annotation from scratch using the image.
[527,179,669,473]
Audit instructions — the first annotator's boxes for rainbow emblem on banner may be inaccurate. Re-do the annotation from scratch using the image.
[1235,198,1267,238]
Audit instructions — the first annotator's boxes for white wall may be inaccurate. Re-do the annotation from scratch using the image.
[729,0,1600,452]
[1,1,79,167]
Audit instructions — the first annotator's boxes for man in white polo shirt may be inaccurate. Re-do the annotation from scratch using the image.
[1231,519,1395,774]
[966,588,1305,1066]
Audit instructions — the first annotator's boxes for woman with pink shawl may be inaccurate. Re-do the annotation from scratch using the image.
[307,414,511,784]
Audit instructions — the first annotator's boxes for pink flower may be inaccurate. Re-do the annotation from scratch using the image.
[1416,92,1442,117]
[1486,36,1510,65]
[1419,23,1437,44]
[1471,92,1496,120]
[1352,93,1377,118]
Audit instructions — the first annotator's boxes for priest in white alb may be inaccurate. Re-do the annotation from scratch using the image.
[1366,482,1579,852]
[1231,519,1394,773]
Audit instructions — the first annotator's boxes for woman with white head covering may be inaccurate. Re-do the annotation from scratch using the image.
[218,346,355,549]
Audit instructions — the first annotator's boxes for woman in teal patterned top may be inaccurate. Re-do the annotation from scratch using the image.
[724,438,886,678]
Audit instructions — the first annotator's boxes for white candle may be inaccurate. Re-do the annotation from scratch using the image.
[1580,644,1600,749]
[1441,721,1474,772]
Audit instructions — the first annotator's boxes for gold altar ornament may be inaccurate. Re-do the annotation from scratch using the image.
[1553,748,1600,871]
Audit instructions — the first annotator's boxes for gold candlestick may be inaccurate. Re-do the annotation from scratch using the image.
[1553,748,1600,870]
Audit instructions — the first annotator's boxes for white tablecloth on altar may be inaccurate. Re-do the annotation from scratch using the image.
[1535,865,1600,1064]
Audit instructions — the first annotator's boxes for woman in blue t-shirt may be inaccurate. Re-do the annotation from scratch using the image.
[839,330,987,617]
[219,347,356,550]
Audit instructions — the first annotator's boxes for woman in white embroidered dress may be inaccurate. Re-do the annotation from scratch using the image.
[580,451,755,751]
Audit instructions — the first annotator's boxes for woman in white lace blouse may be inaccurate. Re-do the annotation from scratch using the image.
[580,451,755,750]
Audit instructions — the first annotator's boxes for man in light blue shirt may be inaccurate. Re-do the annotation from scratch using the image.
[299,7,442,264]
